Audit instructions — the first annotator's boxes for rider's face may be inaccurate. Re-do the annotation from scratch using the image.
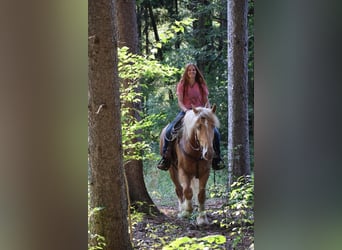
[187,66,196,80]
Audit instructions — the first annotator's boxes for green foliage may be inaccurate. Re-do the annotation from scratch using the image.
[118,47,179,83]
[88,234,106,250]
[226,175,254,248]
[162,235,226,250]
[208,183,228,199]
[130,205,145,226]
[156,17,196,49]
[118,47,180,163]
[88,205,106,250]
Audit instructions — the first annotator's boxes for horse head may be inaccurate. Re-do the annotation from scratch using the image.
[184,105,219,161]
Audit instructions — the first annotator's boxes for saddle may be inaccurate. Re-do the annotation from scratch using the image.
[167,118,184,166]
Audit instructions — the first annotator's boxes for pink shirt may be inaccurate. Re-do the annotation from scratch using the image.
[176,81,209,109]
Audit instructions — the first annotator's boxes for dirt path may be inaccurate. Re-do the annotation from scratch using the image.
[132,198,252,249]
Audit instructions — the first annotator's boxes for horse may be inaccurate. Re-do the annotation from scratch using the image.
[159,105,219,225]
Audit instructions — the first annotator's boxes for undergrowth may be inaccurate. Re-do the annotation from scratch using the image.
[137,164,254,249]
[222,175,254,249]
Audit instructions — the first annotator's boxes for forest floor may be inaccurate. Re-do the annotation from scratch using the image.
[131,197,254,249]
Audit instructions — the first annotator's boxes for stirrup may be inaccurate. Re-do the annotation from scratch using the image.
[157,157,170,171]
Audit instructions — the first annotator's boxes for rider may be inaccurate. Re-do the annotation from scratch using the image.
[157,63,225,171]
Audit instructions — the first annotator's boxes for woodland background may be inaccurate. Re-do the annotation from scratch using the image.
[0,1,340,250]
[89,0,254,249]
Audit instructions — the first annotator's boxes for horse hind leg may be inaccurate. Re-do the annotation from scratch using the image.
[174,180,183,213]
[168,164,184,213]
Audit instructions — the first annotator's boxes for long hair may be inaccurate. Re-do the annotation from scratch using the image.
[180,63,207,102]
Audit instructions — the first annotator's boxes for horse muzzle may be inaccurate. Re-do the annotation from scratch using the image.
[201,146,213,161]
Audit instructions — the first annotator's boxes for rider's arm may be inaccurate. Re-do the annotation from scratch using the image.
[178,94,188,112]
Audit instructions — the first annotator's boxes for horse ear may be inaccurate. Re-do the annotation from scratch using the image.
[192,104,199,114]
[211,104,216,113]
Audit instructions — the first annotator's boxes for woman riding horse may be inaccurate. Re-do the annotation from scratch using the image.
[159,105,220,224]
[157,63,224,171]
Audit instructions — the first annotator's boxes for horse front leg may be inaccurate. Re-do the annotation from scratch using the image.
[178,169,193,218]
[196,170,210,225]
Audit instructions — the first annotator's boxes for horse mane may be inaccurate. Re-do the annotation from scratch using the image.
[183,107,220,141]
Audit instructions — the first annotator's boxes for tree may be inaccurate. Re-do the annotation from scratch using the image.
[116,0,160,215]
[227,0,251,180]
[88,0,132,248]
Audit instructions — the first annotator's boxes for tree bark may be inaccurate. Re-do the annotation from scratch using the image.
[88,0,132,249]
[116,0,161,215]
[227,0,251,180]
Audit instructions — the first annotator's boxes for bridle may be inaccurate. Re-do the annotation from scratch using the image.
[189,132,201,151]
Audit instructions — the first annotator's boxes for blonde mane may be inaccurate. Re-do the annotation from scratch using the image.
[183,107,220,140]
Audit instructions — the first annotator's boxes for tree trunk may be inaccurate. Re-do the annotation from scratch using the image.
[117,0,138,52]
[144,5,149,55]
[218,0,227,52]
[227,0,251,181]
[116,0,160,215]
[146,0,163,59]
[88,0,132,249]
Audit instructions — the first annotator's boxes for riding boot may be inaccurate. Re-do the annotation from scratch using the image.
[212,127,225,170]
[157,146,171,171]
[158,111,185,171]
[157,136,172,170]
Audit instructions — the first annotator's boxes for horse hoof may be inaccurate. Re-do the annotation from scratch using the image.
[178,210,191,218]
[196,212,209,225]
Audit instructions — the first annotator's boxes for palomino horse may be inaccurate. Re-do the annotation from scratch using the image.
[159,105,219,225]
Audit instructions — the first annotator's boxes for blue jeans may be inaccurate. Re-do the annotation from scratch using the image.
[162,111,221,159]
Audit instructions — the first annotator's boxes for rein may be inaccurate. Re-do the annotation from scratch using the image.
[179,140,203,161]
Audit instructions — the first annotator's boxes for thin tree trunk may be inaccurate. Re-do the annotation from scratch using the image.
[227,0,251,181]
[219,0,227,52]
[146,0,162,59]
[88,0,132,249]
[144,5,149,55]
